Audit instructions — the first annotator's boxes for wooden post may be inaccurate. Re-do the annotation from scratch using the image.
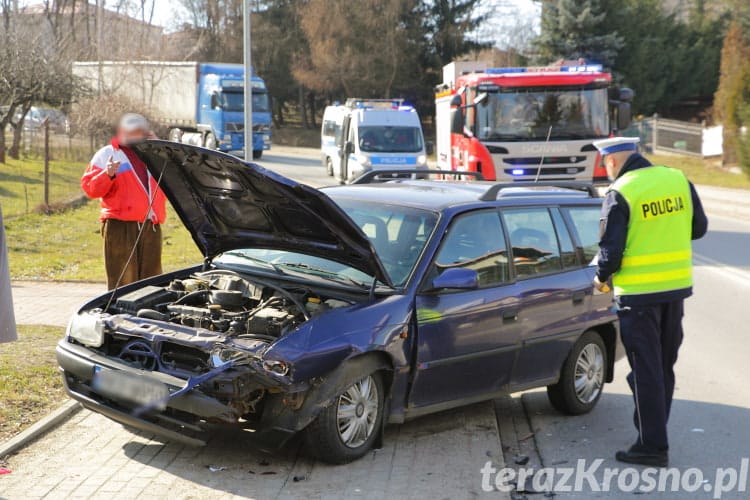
[43,118,50,208]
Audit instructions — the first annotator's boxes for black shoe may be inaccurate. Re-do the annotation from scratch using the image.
[615,443,668,467]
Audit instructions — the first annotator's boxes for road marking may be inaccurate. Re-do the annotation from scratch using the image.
[693,254,750,287]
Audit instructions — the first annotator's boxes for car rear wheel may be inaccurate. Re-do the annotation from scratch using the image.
[253,149,263,159]
[547,330,606,415]
[304,372,384,464]
[325,157,334,176]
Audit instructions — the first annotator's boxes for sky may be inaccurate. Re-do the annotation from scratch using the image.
[148,0,542,48]
[20,0,541,49]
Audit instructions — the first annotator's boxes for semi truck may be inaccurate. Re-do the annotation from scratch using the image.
[72,61,272,158]
[435,61,633,183]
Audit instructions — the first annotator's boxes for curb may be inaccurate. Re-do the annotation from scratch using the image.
[0,400,81,459]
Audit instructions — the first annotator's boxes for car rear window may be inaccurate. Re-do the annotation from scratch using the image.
[563,206,602,264]
[503,208,562,278]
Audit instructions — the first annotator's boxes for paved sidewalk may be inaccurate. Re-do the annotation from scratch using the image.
[11,281,104,327]
[0,401,504,499]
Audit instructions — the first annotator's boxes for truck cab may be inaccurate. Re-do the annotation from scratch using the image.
[194,63,272,159]
[322,99,429,183]
[435,61,633,183]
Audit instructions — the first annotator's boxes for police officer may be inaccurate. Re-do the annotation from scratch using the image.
[592,137,708,467]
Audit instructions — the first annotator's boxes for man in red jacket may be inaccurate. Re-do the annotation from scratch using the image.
[81,114,167,289]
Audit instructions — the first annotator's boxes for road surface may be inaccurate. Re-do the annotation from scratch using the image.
[2,148,749,499]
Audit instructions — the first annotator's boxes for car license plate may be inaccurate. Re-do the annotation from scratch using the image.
[92,366,169,410]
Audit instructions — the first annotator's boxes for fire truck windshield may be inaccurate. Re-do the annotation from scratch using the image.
[474,86,609,141]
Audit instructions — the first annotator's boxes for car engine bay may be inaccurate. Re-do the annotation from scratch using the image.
[110,270,351,340]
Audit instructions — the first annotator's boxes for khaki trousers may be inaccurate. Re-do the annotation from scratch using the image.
[102,219,163,290]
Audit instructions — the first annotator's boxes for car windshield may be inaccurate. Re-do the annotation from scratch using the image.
[218,91,270,113]
[215,200,438,288]
[475,86,609,141]
[358,126,423,153]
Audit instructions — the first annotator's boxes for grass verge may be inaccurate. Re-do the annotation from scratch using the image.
[647,154,750,190]
[0,325,66,442]
[5,201,202,282]
[0,157,88,219]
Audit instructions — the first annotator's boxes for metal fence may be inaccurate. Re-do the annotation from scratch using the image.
[622,115,723,158]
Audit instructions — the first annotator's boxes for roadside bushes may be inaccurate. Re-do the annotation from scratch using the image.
[69,94,160,148]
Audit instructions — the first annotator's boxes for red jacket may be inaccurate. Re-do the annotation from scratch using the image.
[81,139,167,223]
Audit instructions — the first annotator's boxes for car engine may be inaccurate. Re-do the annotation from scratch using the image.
[110,270,350,340]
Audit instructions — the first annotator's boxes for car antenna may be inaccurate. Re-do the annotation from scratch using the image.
[534,125,553,183]
[103,155,169,312]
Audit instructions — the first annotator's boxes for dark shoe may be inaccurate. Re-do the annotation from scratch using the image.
[615,443,668,467]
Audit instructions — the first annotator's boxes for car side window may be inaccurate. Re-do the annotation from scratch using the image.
[503,208,563,278]
[433,211,509,287]
[551,209,579,269]
[564,206,602,263]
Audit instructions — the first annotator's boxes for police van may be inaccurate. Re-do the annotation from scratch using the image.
[321,99,429,183]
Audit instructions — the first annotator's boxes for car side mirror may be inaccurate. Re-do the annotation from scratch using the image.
[431,268,479,291]
[450,108,465,135]
[345,141,355,155]
[617,102,632,131]
[425,141,434,155]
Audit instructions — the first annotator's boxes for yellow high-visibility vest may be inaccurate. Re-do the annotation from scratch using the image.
[610,166,693,296]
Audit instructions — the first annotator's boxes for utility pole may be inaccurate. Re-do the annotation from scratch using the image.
[243,0,253,162]
[96,0,104,95]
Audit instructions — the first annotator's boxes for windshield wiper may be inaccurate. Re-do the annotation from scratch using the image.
[278,263,371,289]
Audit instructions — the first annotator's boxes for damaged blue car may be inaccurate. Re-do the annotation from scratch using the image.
[57,141,619,464]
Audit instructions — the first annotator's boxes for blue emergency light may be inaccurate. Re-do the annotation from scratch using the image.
[485,67,527,74]
[511,169,525,176]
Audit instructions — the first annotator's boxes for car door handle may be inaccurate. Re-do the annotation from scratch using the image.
[572,291,586,304]
[502,308,519,322]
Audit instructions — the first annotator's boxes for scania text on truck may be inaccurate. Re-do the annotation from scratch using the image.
[72,61,272,159]
[321,99,430,183]
[435,61,633,183]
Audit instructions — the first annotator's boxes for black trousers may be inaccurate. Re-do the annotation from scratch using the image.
[617,300,684,451]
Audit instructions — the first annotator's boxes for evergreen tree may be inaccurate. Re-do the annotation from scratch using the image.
[714,11,750,169]
[535,0,623,67]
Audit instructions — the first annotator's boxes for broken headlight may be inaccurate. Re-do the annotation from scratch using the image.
[67,311,108,348]
[262,359,289,376]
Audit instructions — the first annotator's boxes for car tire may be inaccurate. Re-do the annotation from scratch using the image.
[204,133,216,150]
[547,330,606,415]
[253,150,263,159]
[325,157,334,176]
[304,372,384,464]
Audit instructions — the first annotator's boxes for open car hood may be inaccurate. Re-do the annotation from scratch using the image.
[131,141,392,287]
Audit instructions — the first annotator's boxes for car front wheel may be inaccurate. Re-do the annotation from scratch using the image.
[325,157,334,176]
[547,330,606,415]
[304,372,384,464]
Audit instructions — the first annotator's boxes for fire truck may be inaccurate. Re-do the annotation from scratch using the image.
[435,61,633,183]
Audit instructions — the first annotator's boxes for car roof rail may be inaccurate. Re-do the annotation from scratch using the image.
[479,181,599,201]
[351,169,486,184]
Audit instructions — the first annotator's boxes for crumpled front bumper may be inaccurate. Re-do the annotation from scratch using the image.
[56,340,297,448]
